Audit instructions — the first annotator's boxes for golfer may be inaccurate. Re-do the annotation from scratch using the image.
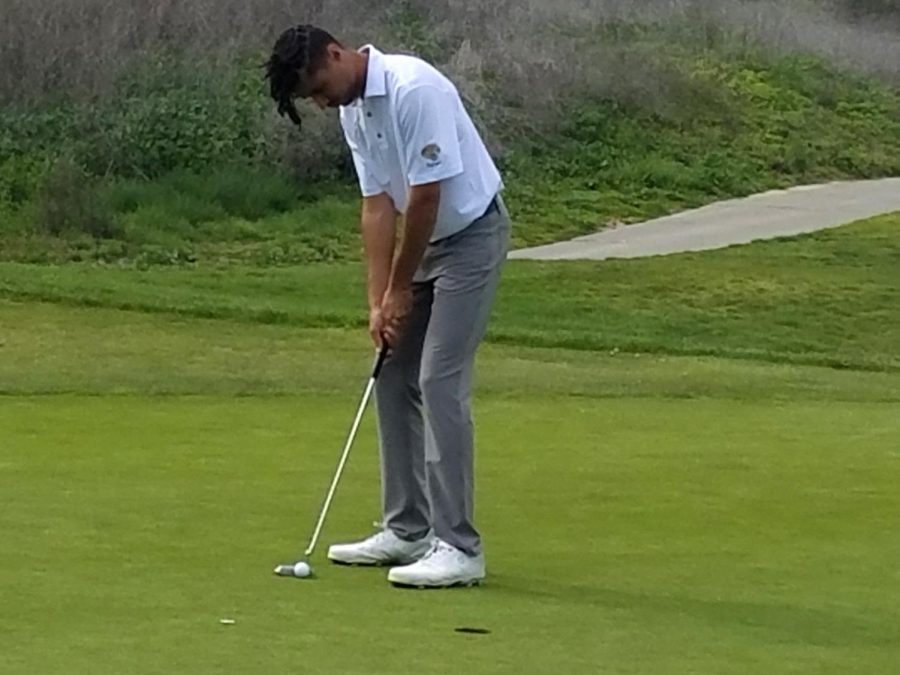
[265,25,510,588]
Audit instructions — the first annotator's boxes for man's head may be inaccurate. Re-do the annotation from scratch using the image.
[264,24,366,127]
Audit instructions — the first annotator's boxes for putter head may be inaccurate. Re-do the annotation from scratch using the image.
[273,564,295,576]
[273,560,314,578]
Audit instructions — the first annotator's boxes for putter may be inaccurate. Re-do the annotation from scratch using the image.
[274,342,390,578]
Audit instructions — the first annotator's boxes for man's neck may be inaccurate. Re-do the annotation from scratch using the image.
[356,48,370,101]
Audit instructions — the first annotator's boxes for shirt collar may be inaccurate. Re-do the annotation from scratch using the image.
[360,45,387,99]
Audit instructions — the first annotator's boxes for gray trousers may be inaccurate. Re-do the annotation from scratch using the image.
[375,195,510,557]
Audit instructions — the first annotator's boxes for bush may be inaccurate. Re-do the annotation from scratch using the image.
[31,159,120,239]
[0,154,51,209]
[0,51,271,185]
[831,0,900,21]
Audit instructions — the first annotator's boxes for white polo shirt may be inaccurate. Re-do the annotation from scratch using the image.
[339,45,503,242]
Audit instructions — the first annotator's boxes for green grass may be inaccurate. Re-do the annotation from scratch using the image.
[1,302,899,673]
[0,216,900,675]
[2,300,899,402]
[1,213,897,371]
[1,211,898,672]
[0,165,361,266]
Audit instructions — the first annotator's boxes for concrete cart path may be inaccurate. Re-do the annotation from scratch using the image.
[507,178,900,261]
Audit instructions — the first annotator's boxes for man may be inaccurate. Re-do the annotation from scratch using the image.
[265,24,510,588]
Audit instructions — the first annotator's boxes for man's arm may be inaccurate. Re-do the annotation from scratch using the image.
[388,181,441,292]
[360,192,397,308]
[360,193,398,346]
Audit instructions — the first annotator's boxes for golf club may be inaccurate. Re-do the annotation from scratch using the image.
[274,341,390,578]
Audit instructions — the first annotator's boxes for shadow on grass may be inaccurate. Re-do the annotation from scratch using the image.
[491,576,899,648]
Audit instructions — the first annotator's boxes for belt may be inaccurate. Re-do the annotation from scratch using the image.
[481,195,500,218]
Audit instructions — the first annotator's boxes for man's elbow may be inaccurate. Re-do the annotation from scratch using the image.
[362,193,397,222]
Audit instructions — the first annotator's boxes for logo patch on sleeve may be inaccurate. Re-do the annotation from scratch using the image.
[421,144,442,165]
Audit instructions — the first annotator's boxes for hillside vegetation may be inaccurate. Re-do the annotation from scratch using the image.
[0,0,898,265]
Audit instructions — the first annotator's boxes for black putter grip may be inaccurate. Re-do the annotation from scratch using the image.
[371,342,390,380]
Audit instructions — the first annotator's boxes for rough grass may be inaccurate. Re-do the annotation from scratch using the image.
[3,300,899,402]
[1,213,897,371]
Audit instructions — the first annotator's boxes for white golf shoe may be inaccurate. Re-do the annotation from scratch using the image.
[327,529,433,566]
[387,539,485,588]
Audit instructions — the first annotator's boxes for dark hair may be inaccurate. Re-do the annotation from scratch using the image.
[264,24,340,129]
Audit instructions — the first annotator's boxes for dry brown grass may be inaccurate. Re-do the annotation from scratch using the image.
[1,0,897,108]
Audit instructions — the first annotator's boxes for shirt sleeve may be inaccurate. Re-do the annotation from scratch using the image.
[341,118,384,197]
[396,84,464,186]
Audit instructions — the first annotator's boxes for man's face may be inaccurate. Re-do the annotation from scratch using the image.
[294,45,357,109]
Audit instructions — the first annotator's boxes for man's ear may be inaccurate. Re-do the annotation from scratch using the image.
[328,43,343,62]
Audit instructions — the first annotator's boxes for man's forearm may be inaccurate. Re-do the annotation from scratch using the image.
[389,183,440,291]
[360,196,397,308]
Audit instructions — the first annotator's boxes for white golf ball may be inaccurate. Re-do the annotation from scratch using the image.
[292,561,312,578]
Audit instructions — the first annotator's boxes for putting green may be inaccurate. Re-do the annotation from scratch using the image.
[2,388,897,673]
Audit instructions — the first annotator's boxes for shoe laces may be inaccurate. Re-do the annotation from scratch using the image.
[367,529,396,547]
[421,539,464,566]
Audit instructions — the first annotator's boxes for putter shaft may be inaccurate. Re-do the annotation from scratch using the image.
[303,346,389,558]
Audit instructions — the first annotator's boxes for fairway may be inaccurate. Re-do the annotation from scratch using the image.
[1,300,899,674]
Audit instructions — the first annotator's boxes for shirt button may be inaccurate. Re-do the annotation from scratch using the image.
[367,112,373,117]
[377,133,383,139]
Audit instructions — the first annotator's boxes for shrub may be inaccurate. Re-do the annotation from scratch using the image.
[31,159,120,239]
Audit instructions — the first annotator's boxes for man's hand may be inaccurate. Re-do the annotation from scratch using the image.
[376,182,439,346]
[369,306,388,349]
[380,285,413,347]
